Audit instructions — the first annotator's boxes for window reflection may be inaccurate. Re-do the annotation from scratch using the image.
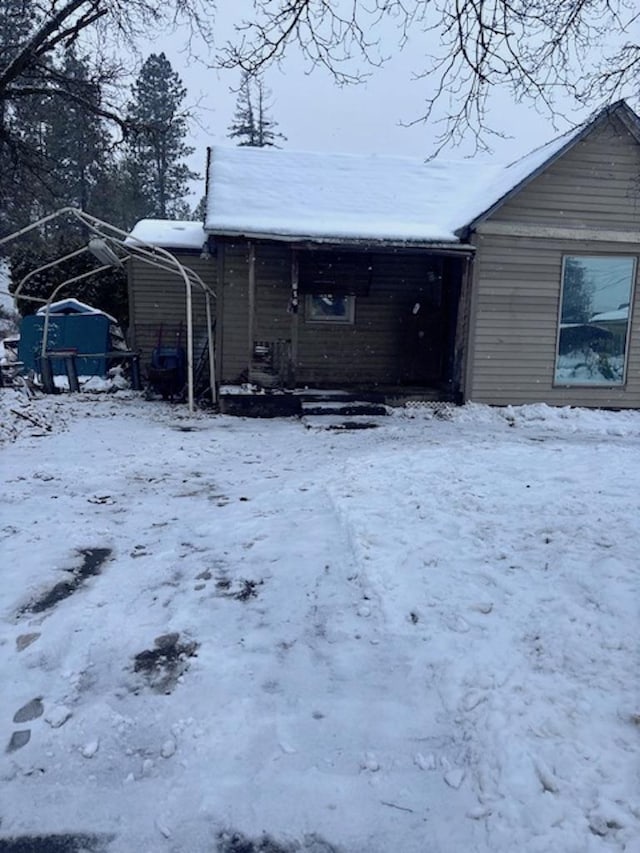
[306,294,355,323]
[555,256,635,385]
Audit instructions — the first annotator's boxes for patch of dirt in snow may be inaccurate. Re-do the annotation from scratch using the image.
[19,548,112,615]
[216,830,341,853]
[0,834,114,852]
[132,632,199,694]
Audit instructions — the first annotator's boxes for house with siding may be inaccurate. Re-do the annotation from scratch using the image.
[128,99,640,409]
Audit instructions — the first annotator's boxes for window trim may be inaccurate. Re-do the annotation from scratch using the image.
[553,254,637,389]
[304,293,356,325]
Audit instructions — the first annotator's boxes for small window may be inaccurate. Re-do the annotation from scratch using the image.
[305,294,355,324]
[555,255,636,386]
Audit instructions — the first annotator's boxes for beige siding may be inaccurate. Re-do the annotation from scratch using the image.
[467,234,640,407]
[128,254,215,374]
[467,112,640,409]
[490,115,640,231]
[218,242,251,382]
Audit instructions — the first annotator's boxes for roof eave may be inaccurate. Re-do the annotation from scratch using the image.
[206,227,475,253]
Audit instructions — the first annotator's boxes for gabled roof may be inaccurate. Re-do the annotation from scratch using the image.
[459,100,640,234]
[204,100,640,247]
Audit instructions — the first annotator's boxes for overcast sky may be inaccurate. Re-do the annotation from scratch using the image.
[154,6,638,204]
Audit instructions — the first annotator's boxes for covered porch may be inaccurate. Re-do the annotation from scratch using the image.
[217,238,473,405]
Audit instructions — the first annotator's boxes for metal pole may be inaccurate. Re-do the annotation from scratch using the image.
[205,293,216,404]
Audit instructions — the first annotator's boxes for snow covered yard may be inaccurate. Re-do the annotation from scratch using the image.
[1,391,639,853]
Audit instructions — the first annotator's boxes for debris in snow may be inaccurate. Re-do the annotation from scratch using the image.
[469,601,493,614]
[45,705,73,729]
[360,752,380,772]
[414,752,437,771]
[444,768,466,789]
[81,739,100,758]
[466,806,493,820]
[533,757,559,793]
[155,819,172,838]
[160,739,176,759]
[380,800,414,813]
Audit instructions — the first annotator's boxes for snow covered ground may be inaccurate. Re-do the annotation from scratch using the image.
[1,390,639,853]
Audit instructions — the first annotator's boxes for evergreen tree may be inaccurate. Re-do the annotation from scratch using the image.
[191,195,207,222]
[228,72,286,148]
[43,51,110,215]
[561,259,595,324]
[123,53,197,221]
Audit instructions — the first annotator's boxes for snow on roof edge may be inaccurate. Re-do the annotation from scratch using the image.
[127,219,207,251]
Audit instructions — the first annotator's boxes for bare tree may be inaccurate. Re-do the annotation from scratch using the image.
[219,0,640,152]
[0,0,215,227]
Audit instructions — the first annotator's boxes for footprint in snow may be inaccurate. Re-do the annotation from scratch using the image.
[7,729,31,752]
[13,697,44,723]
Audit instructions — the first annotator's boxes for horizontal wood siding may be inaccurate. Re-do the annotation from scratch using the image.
[219,241,250,382]
[128,254,215,375]
[490,114,640,231]
[254,244,293,341]
[296,252,446,385]
[468,233,640,407]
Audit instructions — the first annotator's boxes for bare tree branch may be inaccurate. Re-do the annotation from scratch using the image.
[217,0,640,150]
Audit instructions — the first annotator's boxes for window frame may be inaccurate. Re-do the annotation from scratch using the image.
[304,293,356,325]
[553,254,637,388]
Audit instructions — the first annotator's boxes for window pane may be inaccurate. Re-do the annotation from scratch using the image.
[306,294,354,323]
[555,256,635,385]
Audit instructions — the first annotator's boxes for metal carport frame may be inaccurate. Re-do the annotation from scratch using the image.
[0,207,216,412]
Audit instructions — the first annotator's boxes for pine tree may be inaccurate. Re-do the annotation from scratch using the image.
[124,53,198,221]
[42,51,112,215]
[228,72,286,148]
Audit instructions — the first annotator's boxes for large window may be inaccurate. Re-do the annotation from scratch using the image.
[555,256,636,386]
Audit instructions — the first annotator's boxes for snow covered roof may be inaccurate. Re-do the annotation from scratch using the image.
[204,101,640,246]
[205,146,502,245]
[127,220,207,251]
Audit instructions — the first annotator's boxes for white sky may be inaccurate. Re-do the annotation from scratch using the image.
[148,5,640,205]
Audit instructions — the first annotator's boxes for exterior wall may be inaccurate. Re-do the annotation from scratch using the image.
[217,242,251,382]
[295,251,447,386]
[467,233,640,407]
[467,114,640,408]
[490,116,640,231]
[128,254,215,375]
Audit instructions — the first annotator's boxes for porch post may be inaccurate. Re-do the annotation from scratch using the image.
[290,249,299,386]
[248,241,256,381]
